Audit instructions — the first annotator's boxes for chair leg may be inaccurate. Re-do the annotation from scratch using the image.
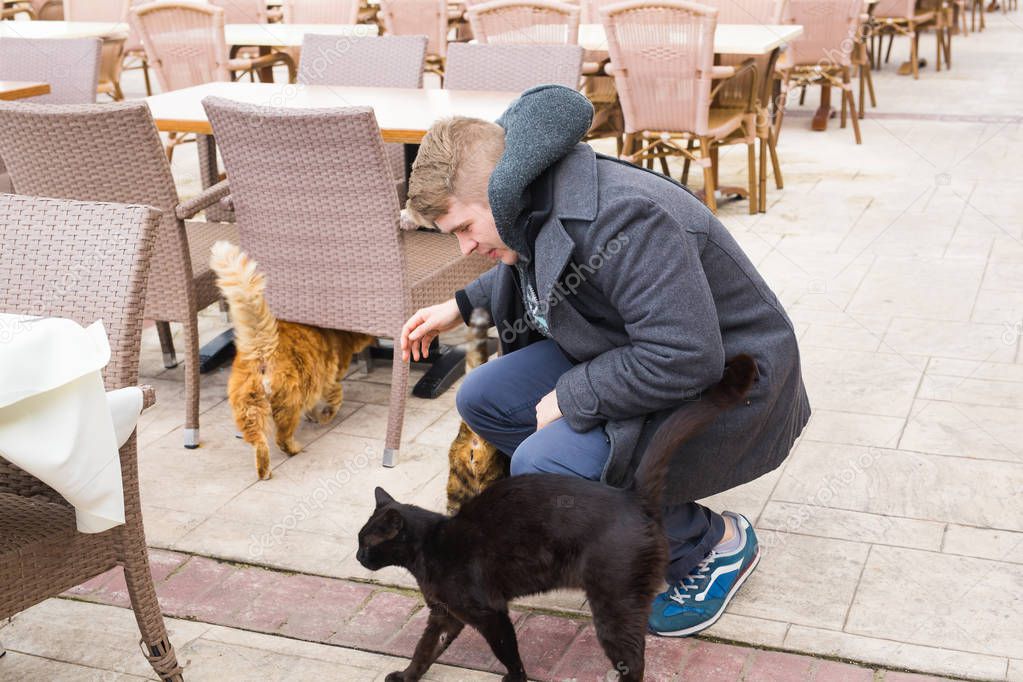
[769,126,784,189]
[383,348,410,467]
[844,71,863,144]
[142,59,153,97]
[758,135,768,213]
[658,154,670,177]
[701,138,717,214]
[681,138,695,184]
[182,317,201,449]
[746,140,757,215]
[121,535,183,681]
[912,28,920,79]
[358,347,373,374]
[864,56,877,108]
[155,321,178,369]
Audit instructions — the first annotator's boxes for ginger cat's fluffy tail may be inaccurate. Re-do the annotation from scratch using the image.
[209,241,279,366]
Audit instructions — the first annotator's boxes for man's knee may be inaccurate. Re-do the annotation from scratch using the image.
[510,434,553,476]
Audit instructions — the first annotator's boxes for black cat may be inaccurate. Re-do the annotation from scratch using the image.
[356,354,758,682]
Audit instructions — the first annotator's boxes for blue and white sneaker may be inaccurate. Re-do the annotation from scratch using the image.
[648,511,760,637]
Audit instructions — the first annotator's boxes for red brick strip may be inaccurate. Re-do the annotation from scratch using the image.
[63,549,949,682]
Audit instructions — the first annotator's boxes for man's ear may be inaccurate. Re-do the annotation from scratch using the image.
[375,486,395,507]
[380,508,405,540]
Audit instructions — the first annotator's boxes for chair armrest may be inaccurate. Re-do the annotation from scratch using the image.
[140,385,156,411]
[711,65,736,79]
[175,180,231,220]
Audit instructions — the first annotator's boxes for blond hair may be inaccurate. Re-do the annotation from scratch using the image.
[405,117,505,226]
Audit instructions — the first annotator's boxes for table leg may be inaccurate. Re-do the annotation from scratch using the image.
[812,85,832,131]
[258,46,276,83]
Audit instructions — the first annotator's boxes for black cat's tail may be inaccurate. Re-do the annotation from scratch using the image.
[632,355,759,513]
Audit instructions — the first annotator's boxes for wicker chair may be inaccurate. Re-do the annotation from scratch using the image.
[282,0,361,22]
[123,0,154,96]
[202,96,494,467]
[602,0,758,213]
[467,0,581,43]
[130,0,296,93]
[25,0,63,18]
[0,101,239,449]
[699,0,787,211]
[443,42,583,90]
[779,0,864,143]
[872,0,946,78]
[0,37,101,104]
[298,33,427,204]
[378,0,449,75]
[0,194,182,681]
[62,0,129,99]
[0,37,101,193]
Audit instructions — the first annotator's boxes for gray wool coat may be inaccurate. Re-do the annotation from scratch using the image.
[456,142,812,506]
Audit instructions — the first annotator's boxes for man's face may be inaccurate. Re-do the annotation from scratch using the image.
[435,198,519,266]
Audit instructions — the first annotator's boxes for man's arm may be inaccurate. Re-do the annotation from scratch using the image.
[555,197,725,431]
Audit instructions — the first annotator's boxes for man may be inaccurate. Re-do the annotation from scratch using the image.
[400,85,811,636]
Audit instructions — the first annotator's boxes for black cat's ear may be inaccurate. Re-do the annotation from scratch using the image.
[380,507,405,539]
[374,486,394,507]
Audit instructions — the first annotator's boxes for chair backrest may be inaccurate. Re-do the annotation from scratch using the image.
[872,0,914,17]
[62,0,130,21]
[0,37,101,104]
[467,0,581,44]
[786,0,863,67]
[202,95,411,334]
[209,0,270,23]
[378,0,448,58]
[602,0,717,135]
[124,0,149,53]
[699,0,786,108]
[283,0,361,23]
[444,42,583,90]
[0,194,159,390]
[298,34,427,87]
[28,0,64,19]
[0,102,191,323]
[130,1,230,92]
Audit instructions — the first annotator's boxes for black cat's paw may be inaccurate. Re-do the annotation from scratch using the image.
[501,674,527,682]
[385,673,409,682]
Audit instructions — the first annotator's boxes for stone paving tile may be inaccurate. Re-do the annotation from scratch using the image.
[744,649,816,681]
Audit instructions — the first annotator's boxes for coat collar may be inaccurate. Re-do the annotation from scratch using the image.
[532,144,599,309]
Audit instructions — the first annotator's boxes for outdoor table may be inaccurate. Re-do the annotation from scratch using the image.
[578,23,804,55]
[0,79,48,100]
[225,22,379,49]
[0,19,127,40]
[0,314,144,533]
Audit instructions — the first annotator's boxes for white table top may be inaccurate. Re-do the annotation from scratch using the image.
[145,81,520,142]
[580,23,804,55]
[226,22,378,47]
[0,20,128,40]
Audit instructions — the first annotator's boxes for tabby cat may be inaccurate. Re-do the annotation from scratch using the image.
[446,308,506,515]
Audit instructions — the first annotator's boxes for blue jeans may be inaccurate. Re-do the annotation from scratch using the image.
[456,339,724,583]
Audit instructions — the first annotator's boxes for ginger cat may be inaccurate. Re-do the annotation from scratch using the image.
[210,241,373,480]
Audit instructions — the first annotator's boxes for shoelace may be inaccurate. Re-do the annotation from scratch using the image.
[668,550,718,607]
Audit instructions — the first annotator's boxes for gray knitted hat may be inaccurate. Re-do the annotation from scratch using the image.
[488,84,594,255]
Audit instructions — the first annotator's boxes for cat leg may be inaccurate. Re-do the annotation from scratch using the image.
[272,399,303,456]
[471,610,526,682]
[586,593,648,682]
[385,605,465,682]
[230,373,273,480]
[315,376,344,425]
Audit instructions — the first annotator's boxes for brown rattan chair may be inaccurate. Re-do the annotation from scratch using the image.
[62,0,130,100]
[378,0,449,76]
[130,1,296,92]
[202,96,494,467]
[282,0,362,22]
[0,193,183,681]
[443,42,583,90]
[0,100,238,449]
[467,0,582,43]
[298,33,428,203]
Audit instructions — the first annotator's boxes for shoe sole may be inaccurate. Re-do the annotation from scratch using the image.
[650,547,762,638]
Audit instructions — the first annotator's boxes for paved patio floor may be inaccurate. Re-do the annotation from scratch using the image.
[3,11,1023,682]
